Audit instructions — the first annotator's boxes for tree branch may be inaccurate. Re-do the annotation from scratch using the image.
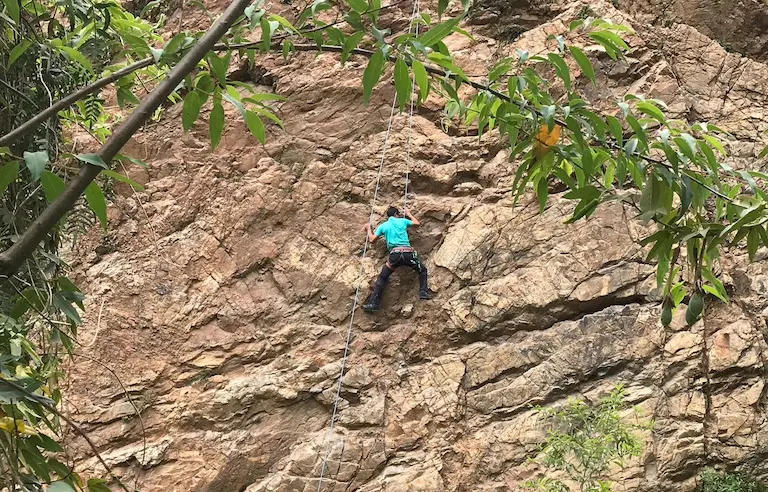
[0,377,130,491]
[0,58,154,148]
[0,0,254,276]
[0,37,740,274]
[0,0,408,149]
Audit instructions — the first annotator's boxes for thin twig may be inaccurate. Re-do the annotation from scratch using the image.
[0,0,254,276]
[0,377,131,492]
[73,351,148,491]
[86,298,107,349]
[0,0,409,148]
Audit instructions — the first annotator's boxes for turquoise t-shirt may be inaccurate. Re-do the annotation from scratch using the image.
[375,217,413,251]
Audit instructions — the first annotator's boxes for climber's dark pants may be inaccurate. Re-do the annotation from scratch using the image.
[370,248,428,300]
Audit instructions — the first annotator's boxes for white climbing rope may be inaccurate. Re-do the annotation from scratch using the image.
[316,1,421,490]
[403,0,420,209]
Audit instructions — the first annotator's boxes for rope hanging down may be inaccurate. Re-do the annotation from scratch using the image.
[403,2,419,209]
[316,1,421,490]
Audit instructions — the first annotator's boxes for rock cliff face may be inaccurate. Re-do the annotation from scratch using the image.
[65,0,768,490]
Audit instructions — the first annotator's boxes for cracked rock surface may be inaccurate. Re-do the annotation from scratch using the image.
[64,0,768,490]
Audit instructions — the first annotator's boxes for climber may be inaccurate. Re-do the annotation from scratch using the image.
[362,206,434,313]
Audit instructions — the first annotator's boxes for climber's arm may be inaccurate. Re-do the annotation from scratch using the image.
[403,208,420,226]
[365,222,379,243]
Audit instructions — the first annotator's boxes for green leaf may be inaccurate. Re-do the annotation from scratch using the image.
[547,53,571,91]
[368,0,381,22]
[268,13,296,32]
[536,177,548,213]
[0,161,19,195]
[626,115,648,153]
[282,39,293,60]
[53,291,82,325]
[588,32,621,60]
[702,266,729,302]
[260,17,276,51]
[245,110,266,143]
[345,0,367,13]
[438,0,448,17]
[48,482,76,492]
[489,58,513,83]
[568,45,595,84]
[208,52,228,83]
[569,19,585,31]
[250,106,283,128]
[87,478,111,492]
[703,134,727,156]
[362,49,386,105]
[209,100,225,150]
[223,92,246,117]
[740,170,757,194]
[163,33,187,57]
[182,91,203,132]
[326,27,346,46]
[102,169,144,190]
[116,153,149,168]
[418,16,461,48]
[427,52,467,80]
[624,138,638,158]
[149,46,163,63]
[698,139,719,174]
[23,150,49,181]
[341,31,364,65]
[41,171,66,202]
[590,30,630,52]
[605,115,623,147]
[8,39,31,68]
[636,101,665,122]
[117,87,141,108]
[76,153,108,168]
[371,25,390,44]
[746,227,760,261]
[758,144,768,159]
[5,0,20,23]
[344,10,364,30]
[674,135,696,161]
[412,59,429,103]
[721,204,765,238]
[394,58,412,112]
[226,84,241,101]
[34,434,64,452]
[84,181,108,230]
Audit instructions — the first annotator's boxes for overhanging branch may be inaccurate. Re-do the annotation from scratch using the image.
[0,0,254,276]
[0,0,408,149]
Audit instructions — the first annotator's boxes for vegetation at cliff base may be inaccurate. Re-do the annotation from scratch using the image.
[3,0,768,488]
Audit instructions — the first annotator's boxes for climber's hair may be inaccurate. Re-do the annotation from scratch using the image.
[386,206,400,217]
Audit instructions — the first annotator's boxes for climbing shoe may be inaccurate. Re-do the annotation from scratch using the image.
[419,289,435,300]
[363,296,380,312]
[363,302,379,312]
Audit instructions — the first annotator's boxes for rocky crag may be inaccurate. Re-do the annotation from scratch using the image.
[64,0,768,490]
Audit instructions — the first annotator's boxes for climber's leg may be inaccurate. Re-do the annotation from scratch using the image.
[363,260,396,312]
[406,251,433,300]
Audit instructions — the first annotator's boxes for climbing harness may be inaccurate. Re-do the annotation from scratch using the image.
[316,1,421,490]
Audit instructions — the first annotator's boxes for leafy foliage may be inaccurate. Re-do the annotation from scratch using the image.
[524,385,651,492]
[700,468,768,492]
[3,0,768,487]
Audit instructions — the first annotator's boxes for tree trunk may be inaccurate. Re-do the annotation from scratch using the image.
[0,0,254,277]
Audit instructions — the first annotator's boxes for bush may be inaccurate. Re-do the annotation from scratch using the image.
[524,385,652,492]
[700,468,768,492]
